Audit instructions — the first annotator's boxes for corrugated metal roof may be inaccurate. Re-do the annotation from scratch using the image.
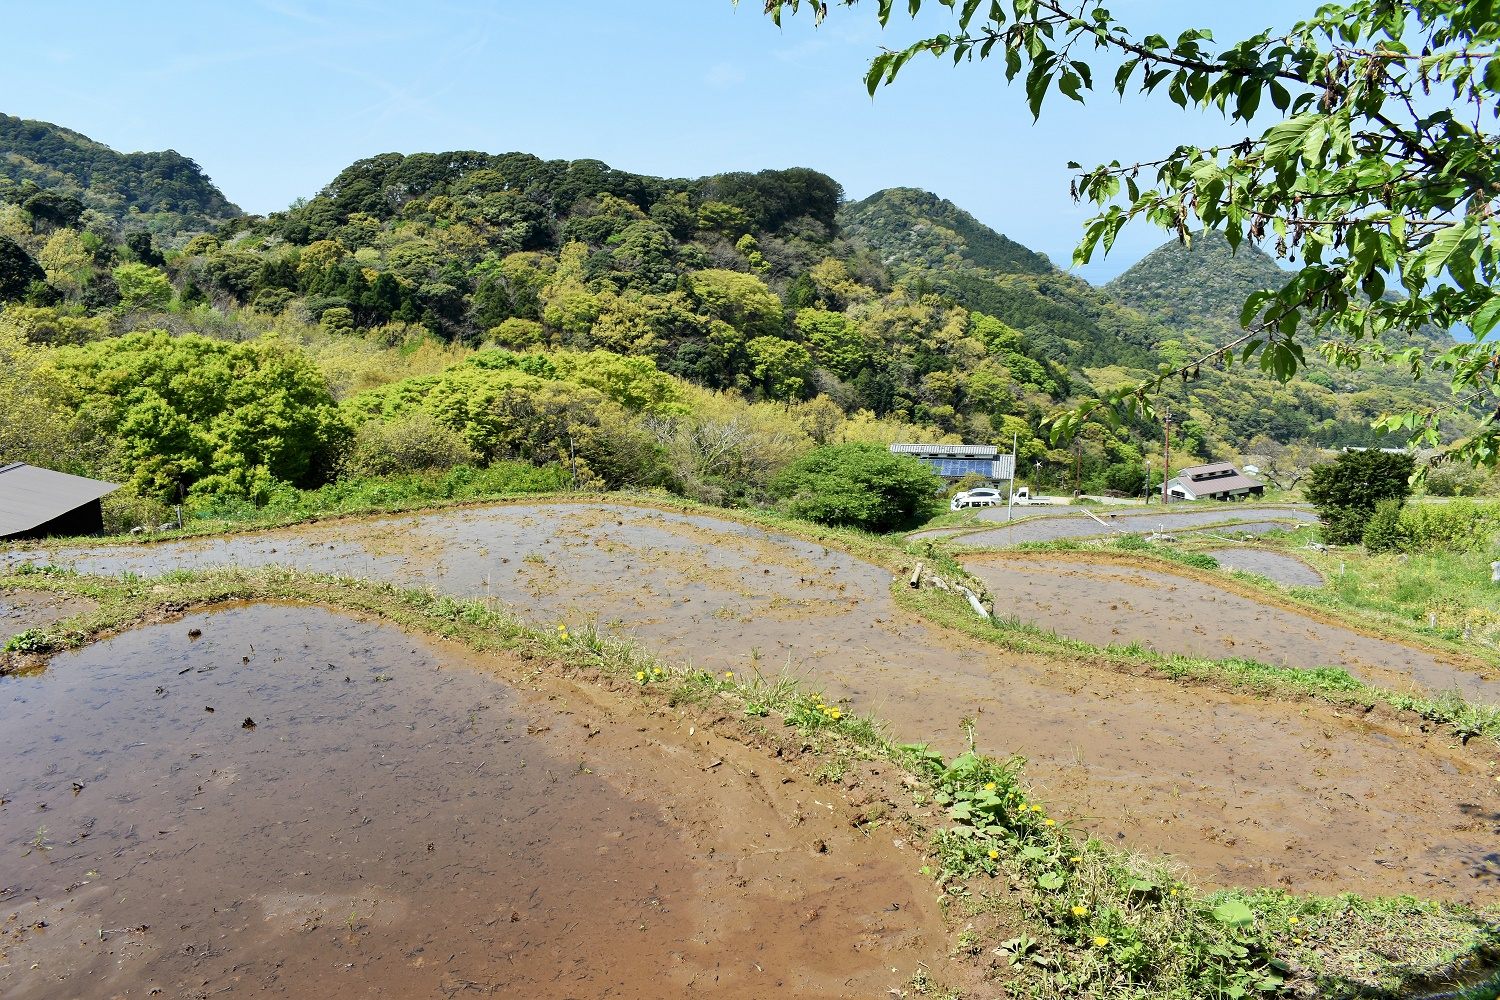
[1178,462,1241,479]
[889,443,999,457]
[0,463,119,537]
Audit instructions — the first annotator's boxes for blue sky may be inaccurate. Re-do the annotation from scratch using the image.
[3,1,1310,281]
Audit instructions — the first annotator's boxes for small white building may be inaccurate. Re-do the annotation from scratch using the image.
[888,443,1016,486]
[1165,462,1266,502]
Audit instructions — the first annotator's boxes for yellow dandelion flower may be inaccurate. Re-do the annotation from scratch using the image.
[1044,818,1057,827]
[1093,936,1110,948]
[1293,936,1304,945]
[635,671,646,681]
[1288,916,1300,925]
[983,781,997,791]
[1030,804,1043,813]
[1069,856,1081,864]
[1169,888,1179,897]
[723,671,733,679]
[988,848,999,860]
[830,709,843,720]
[1071,905,1089,917]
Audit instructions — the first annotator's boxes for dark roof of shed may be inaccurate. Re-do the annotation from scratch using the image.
[0,463,119,537]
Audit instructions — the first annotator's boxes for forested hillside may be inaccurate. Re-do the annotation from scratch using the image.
[0,131,1474,526]
[0,114,240,236]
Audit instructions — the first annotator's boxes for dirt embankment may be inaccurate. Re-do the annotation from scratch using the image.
[6,502,1498,904]
[0,604,962,1000]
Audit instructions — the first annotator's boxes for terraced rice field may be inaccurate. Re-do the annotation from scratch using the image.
[1203,548,1325,587]
[913,506,1318,545]
[0,604,948,999]
[964,552,1499,701]
[3,501,1496,904]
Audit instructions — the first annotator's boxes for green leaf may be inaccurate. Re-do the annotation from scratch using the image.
[1212,898,1255,929]
[1037,871,1065,890]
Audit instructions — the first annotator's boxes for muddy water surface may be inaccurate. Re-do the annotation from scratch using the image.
[0,604,946,999]
[937,506,1318,546]
[5,503,1499,902]
[969,554,1499,701]
[1204,548,1325,588]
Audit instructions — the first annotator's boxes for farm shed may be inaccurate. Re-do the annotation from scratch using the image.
[889,443,1016,485]
[1166,462,1265,502]
[0,463,119,540]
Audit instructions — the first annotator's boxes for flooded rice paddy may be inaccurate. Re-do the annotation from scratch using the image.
[966,553,1499,702]
[0,604,947,999]
[1202,548,1325,588]
[918,505,1318,546]
[4,501,1498,902]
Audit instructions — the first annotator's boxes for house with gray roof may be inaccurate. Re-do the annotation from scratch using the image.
[1165,462,1265,502]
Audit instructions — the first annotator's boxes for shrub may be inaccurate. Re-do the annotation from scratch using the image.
[1423,463,1488,497]
[101,488,172,534]
[1396,500,1500,554]
[1361,498,1405,554]
[342,412,476,478]
[769,442,941,532]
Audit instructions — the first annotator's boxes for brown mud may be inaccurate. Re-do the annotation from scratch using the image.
[1203,548,1325,588]
[1,589,96,640]
[0,604,954,999]
[966,552,1499,702]
[5,502,1498,902]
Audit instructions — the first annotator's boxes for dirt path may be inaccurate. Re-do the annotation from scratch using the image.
[966,553,1499,702]
[0,604,955,1000]
[5,502,1498,903]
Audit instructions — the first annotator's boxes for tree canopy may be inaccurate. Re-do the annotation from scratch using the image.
[756,0,1500,464]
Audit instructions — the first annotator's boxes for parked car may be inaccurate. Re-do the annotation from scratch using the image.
[950,487,1003,511]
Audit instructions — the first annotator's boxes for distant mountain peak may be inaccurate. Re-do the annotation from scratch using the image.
[838,187,1053,276]
[1106,231,1290,330]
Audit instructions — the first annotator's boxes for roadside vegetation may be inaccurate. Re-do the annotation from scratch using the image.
[2,562,1495,999]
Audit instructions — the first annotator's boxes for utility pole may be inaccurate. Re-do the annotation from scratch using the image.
[1162,410,1172,505]
[1073,437,1081,497]
[1007,430,1017,522]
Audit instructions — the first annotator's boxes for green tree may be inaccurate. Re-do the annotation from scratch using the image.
[0,235,45,301]
[112,263,174,309]
[1305,449,1416,544]
[770,442,941,531]
[51,331,348,502]
[746,335,814,400]
[759,0,1500,465]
